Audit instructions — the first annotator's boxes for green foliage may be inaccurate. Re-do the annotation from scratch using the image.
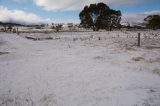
[79,2,121,31]
[144,15,160,30]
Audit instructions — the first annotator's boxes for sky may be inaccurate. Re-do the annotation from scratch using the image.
[0,0,160,24]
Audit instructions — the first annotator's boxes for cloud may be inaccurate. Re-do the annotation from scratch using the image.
[52,18,80,24]
[33,0,147,11]
[0,5,51,24]
[122,10,160,23]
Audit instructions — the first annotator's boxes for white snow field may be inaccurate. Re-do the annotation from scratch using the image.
[0,31,160,106]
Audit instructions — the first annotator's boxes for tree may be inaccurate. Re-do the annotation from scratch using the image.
[7,24,13,32]
[144,15,160,30]
[79,2,121,31]
[55,24,62,32]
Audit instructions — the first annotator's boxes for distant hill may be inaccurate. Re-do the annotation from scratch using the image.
[0,21,43,28]
[0,21,24,26]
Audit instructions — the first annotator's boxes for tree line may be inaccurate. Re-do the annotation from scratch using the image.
[1,2,160,32]
[79,2,160,31]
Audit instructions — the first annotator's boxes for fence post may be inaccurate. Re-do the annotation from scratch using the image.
[17,27,19,35]
[138,33,140,46]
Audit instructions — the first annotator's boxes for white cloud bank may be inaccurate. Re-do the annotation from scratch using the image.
[0,5,51,24]
[33,0,146,11]
[122,10,160,23]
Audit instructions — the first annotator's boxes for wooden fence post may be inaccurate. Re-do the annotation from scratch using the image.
[138,33,140,46]
[17,27,19,35]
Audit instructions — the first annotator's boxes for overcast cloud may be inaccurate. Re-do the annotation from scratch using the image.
[0,5,51,24]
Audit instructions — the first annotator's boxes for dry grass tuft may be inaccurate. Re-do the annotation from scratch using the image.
[152,68,160,76]
[126,47,136,51]
[132,57,144,61]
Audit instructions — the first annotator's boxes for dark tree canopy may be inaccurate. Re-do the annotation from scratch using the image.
[79,2,121,31]
[144,15,160,30]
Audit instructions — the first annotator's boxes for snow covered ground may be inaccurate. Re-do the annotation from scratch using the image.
[0,31,160,106]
